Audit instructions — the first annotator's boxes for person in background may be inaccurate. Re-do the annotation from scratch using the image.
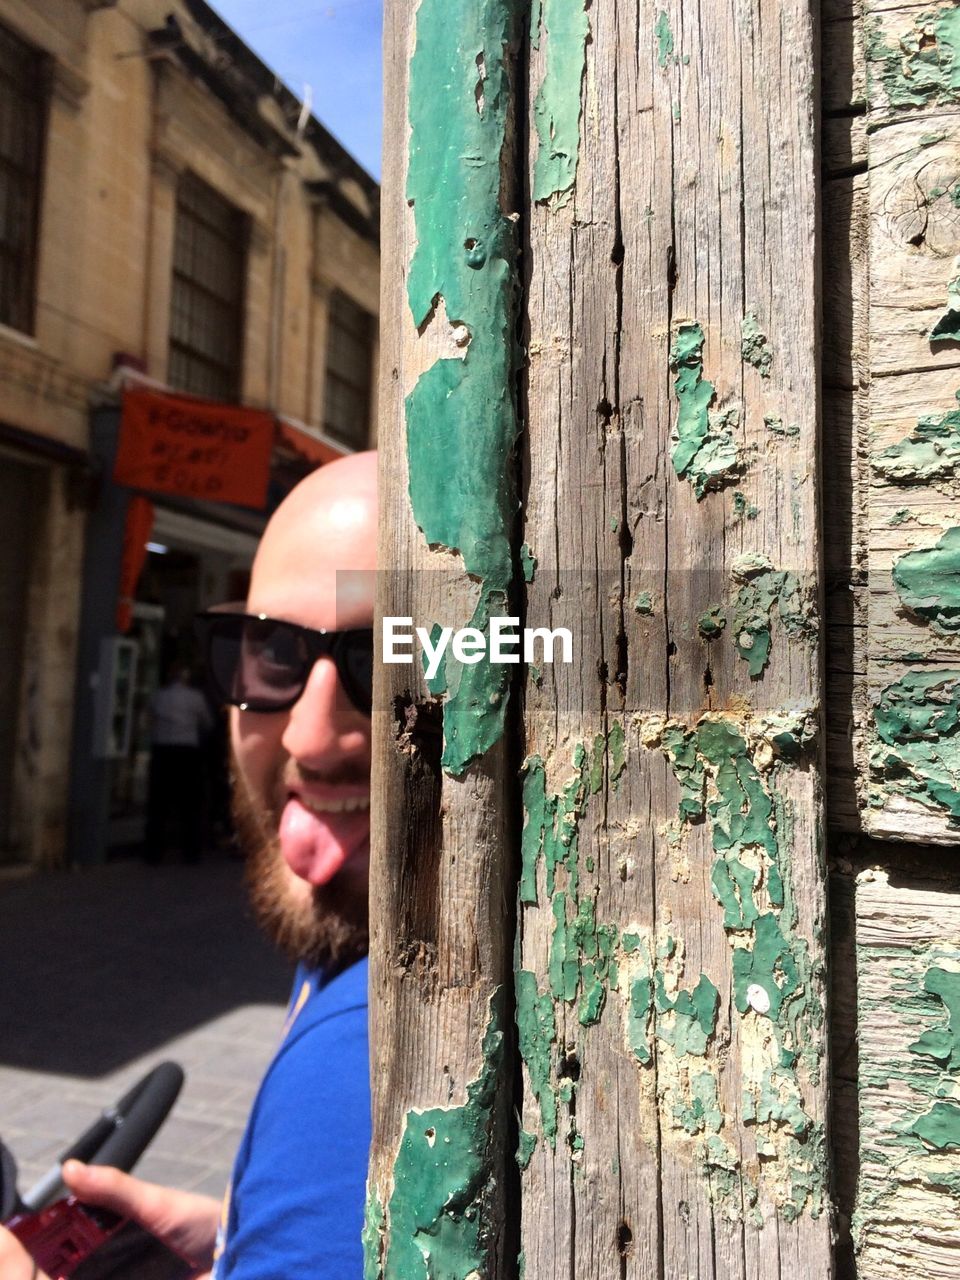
[145,664,214,865]
[0,450,377,1278]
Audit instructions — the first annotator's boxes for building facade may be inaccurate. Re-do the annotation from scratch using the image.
[0,0,380,868]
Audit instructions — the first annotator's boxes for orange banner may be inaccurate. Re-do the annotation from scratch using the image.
[115,389,274,509]
[116,495,154,634]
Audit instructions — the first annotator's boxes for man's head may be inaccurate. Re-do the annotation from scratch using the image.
[230,450,377,973]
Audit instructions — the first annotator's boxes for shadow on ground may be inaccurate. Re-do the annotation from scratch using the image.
[0,859,292,1078]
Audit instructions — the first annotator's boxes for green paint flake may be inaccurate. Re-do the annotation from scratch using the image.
[578,961,607,1026]
[731,553,816,678]
[889,507,914,526]
[634,590,653,614]
[740,312,773,377]
[520,542,537,583]
[405,0,522,775]
[764,414,799,438]
[608,720,627,787]
[622,931,641,953]
[910,1099,960,1149]
[362,1186,385,1280]
[733,491,759,520]
[893,526,960,632]
[549,891,580,1002]
[733,912,801,1023]
[867,7,960,110]
[532,0,590,203]
[655,971,720,1056]
[931,265,960,343]
[712,856,759,931]
[871,669,960,823]
[655,11,674,67]
[628,974,654,1064]
[910,966,960,1069]
[381,992,505,1280]
[516,1128,537,1170]
[515,970,558,1145]
[872,391,960,485]
[698,605,726,639]
[669,322,743,498]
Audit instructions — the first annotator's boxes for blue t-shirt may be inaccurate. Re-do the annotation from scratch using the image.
[211,956,370,1278]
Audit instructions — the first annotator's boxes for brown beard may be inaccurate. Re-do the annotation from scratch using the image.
[231,767,368,976]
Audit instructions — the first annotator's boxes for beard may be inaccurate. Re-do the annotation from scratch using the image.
[231,764,368,976]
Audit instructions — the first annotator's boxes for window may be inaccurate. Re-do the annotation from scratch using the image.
[168,173,246,401]
[324,290,374,449]
[0,23,46,334]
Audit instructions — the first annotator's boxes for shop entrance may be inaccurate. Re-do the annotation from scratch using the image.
[105,507,257,853]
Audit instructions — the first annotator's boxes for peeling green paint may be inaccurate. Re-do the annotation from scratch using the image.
[405,0,522,775]
[731,553,816,677]
[930,263,960,343]
[655,11,674,67]
[655,971,720,1056]
[871,669,960,823]
[669,322,743,498]
[910,1099,960,1149]
[608,720,627,787]
[697,605,726,639]
[634,590,653,614]
[363,1186,385,1280]
[733,491,759,520]
[627,973,654,1064]
[379,992,505,1280]
[764,414,799,438]
[910,966,960,1068]
[515,969,558,1146]
[641,710,824,1218]
[867,7,960,109]
[516,1129,537,1170]
[519,749,588,905]
[520,542,537,583]
[740,312,773,377]
[872,391,960,486]
[520,757,548,906]
[532,0,590,203]
[889,507,914,526]
[893,526,960,632]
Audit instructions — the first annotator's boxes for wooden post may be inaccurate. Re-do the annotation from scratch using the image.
[368,1,832,1276]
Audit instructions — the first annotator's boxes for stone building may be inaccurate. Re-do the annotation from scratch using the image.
[0,0,380,868]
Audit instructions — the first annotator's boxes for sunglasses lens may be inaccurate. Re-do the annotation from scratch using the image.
[207,617,308,710]
[338,630,374,714]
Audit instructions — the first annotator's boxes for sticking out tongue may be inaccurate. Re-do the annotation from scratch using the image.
[279,796,351,887]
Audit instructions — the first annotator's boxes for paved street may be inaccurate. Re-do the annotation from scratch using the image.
[0,858,292,1202]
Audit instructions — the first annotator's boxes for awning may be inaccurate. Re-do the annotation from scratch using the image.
[275,418,350,467]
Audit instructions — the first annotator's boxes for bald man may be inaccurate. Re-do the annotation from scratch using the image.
[0,452,377,1279]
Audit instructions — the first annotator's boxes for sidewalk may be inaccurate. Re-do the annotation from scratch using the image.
[0,858,293,1200]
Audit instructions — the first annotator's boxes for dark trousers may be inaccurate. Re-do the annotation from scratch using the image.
[145,745,203,864]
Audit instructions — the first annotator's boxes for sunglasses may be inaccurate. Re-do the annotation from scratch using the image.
[195,610,374,716]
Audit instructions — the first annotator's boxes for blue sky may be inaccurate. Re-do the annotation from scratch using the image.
[209,0,384,179]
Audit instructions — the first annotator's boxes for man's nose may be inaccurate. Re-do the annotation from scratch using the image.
[280,655,369,768]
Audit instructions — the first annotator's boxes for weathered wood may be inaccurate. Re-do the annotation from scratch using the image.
[517,1,831,1276]
[366,0,523,1273]
[861,2,960,844]
[855,869,960,1276]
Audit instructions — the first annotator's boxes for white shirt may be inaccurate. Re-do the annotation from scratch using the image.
[150,682,213,747]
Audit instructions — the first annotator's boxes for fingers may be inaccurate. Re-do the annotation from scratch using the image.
[61,1161,167,1231]
[0,1223,50,1279]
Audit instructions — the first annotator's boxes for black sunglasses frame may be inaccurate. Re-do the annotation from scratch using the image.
[195,610,374,716]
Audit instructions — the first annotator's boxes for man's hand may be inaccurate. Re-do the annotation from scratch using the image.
[62,1159,222,1272]
[0,1222,52,1278]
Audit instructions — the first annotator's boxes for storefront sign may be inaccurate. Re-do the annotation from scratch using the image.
[114,389,274,509]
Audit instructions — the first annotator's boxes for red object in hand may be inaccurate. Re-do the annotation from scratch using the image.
[6,1197,191,1279]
